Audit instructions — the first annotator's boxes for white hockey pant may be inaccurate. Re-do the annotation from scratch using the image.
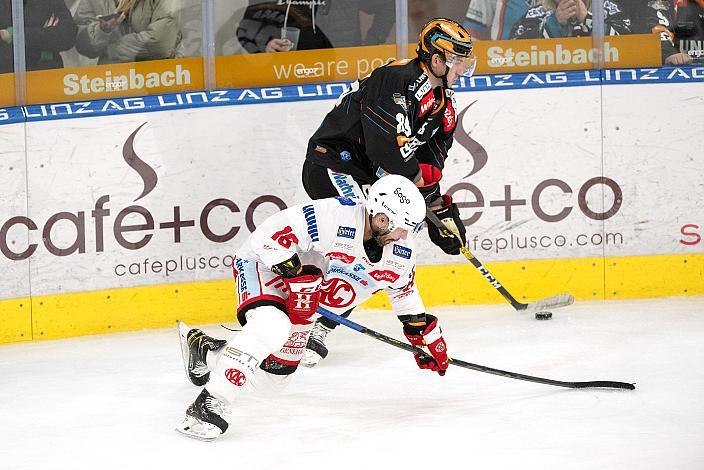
[207,306,291,405]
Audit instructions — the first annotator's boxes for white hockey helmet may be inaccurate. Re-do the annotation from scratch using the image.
[366,175,426,234]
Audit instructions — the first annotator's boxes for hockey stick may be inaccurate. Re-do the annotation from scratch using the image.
[425,209,574,312]
[316,306,635,390]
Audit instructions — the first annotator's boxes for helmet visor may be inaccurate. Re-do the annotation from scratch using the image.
[446,53,477,77]
[380,217,424,239]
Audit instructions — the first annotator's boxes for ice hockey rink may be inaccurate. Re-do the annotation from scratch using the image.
[2,297,703,470]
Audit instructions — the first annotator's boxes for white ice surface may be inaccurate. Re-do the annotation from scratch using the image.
[2,297,703,470]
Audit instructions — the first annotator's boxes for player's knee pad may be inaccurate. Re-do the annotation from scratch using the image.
[237,305,291,358]
[207,306,291,404]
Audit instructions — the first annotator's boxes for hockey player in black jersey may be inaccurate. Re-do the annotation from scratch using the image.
[300,18,476,366]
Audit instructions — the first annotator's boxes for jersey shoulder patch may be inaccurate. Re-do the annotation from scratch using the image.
[335,196,357,206]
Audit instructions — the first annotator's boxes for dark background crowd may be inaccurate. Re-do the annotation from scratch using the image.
[0,0,702,74]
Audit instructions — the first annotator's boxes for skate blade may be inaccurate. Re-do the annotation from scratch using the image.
[175,417,221,442]
[177,321,192,379]
[300,350,322,368]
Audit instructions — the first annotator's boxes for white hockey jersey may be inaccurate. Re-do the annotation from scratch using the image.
[236,196,425,318]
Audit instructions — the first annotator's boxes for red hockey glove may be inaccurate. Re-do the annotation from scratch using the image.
[403,314,449,376]
[418,163,442,206]
[282,265,323,325]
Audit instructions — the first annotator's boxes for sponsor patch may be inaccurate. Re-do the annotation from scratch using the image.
[392,244,412,259]
[325,251,356,264]
[314,145,327,154]
[418,92,435,117]
[414,79,432,101]
[340,150,352,161]
[369,269,400,283]
[302,204,319,242]
[331,172,359,198]
[335,196,357,206]
[393,93,408,111]
[329,265,367,285]
[225,368,247,386]
[337,226,356,239]
[334,241,354,250]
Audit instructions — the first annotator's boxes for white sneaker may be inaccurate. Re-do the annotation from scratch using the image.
[301,321,332,368]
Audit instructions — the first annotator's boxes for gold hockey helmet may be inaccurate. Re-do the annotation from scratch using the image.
[417,18,476,77]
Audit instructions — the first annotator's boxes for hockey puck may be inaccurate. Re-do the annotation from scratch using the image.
[535,311,553,320]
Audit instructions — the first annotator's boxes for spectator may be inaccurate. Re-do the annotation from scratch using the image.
[510,1,692,64]
[237,0,393,54]
[631,0,692,65]
[236,0,333,53]
[314,0,394,47]
[510,0,633,39]
[74,0,183,64]
[0,0,12,73]
[463,0,560,40]
[674,0,704,60]
[0,0,76,72]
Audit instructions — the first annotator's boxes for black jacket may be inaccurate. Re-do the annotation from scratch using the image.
[24,0,77,71]
[237,1,333,53]
[306,58,456,185]
[674,0,704,56]
[0,0,76,73]
[0,0,12,73]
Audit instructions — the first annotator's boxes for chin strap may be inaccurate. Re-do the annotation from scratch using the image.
[422,57,450,84]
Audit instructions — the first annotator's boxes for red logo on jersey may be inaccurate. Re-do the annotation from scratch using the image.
[402,270,416,292]
[271,226,299,249]
[418,92,435,117]
[225,368,247,386]
[443,102,456,132]
[319,278,356,308]
[325,252,356,264]
[283,331,309,349]
[369,270,400,283]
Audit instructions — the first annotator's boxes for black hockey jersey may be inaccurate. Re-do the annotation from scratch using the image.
[306,58,456,185]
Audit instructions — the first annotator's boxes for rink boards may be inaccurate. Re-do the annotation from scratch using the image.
[1,68,703,343]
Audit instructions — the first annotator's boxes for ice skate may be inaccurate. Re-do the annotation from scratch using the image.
[178,321,226,386]
[301,321,332,367]
[176,388,230,441]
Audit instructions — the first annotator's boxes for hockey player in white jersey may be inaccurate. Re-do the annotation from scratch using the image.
[176,175,451,441]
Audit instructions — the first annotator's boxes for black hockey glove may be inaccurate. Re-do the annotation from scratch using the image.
[427,195,466,255]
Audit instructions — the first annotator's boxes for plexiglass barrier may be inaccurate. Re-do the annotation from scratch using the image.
[2,0,701,107]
